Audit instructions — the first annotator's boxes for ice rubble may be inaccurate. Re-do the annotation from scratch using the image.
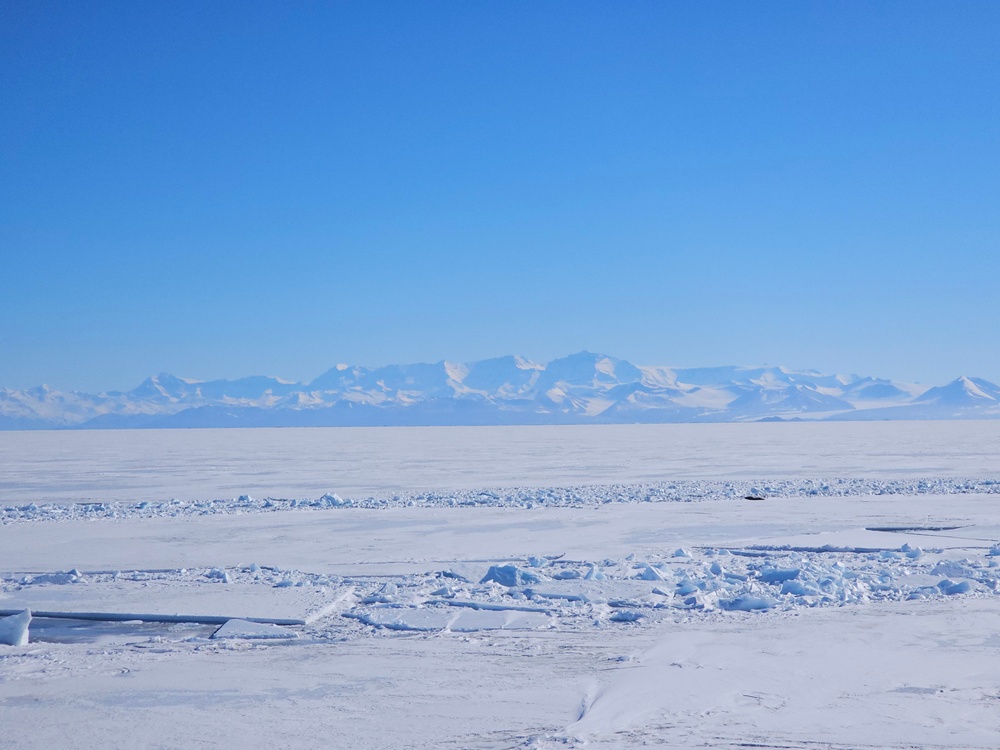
[4,477,1000,525]
[335,540,1000,632]
[5,477,1000,638]
[4,540,999,639]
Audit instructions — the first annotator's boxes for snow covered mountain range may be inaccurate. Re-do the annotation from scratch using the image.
[3,352,1000,429]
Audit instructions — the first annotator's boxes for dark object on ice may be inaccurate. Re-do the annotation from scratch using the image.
[744,495,766,501]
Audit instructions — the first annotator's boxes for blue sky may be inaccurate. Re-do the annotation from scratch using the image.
[2,2,998,392]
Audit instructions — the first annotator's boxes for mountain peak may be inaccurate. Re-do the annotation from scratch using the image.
[914,375,1000,405]
[537,352,643,390]
[4,355,1000,429]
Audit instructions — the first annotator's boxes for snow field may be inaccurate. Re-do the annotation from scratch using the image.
[5,421,1000,506]
[3,493,1000,749]
[3,423,1000,748]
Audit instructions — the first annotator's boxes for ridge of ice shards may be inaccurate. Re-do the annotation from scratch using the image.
[335,541,1000,634]
[11,542,997,641]
[3,477,1000,525]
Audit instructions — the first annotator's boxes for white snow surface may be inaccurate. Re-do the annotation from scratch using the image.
[2,422,1000,748]
[3,421,1000,505]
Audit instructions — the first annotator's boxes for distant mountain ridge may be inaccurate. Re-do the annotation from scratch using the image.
[3,352,999,429]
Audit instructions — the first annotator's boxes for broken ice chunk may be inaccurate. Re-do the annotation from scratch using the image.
[609,610,644,623]
[635,564,666,581]
[206,568,231,583]
[759,568,800,584]
[0,610,31,647]
[719,595,776,611]
[480,565,542,587]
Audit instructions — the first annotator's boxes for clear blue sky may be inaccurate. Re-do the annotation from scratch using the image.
[2,1,998,392]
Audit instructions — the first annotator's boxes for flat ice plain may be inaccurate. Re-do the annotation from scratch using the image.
[2,422,1000,749]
